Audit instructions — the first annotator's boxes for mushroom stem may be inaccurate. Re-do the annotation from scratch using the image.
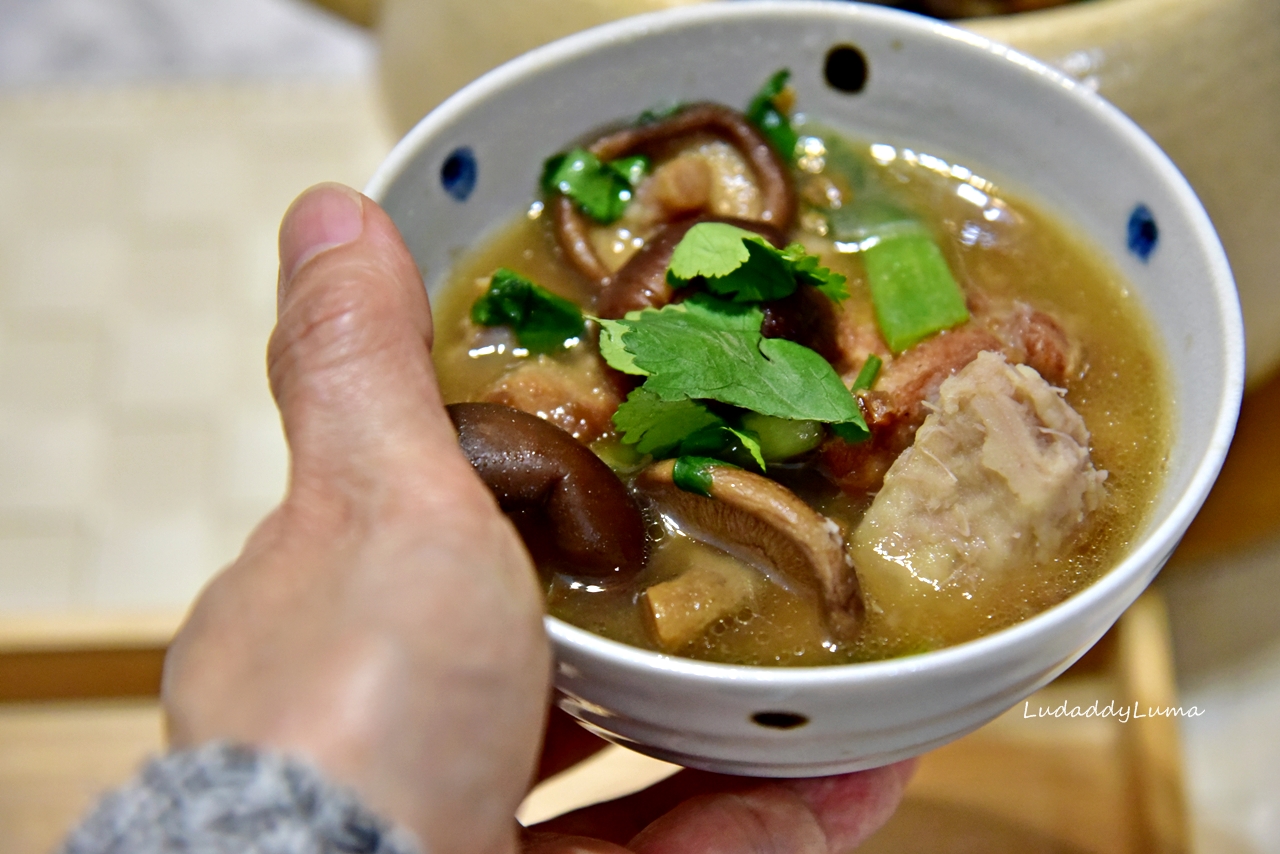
[448,402,647,579]
[635,459,862,639]
[553,194,612,285]
[642,552,760,651]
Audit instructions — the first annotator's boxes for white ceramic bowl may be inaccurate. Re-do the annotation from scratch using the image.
[366,1,1243,776]
[368,0,1280,386]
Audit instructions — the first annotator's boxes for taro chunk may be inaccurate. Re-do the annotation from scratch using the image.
[851,351,1107,640]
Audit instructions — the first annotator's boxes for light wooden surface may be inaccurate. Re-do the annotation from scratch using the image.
[0,593,1184,854]
[0,673,1168,854]
[1170,367,1280,565]
[524,593,1191,854]
[0,612,182,703]
[1117,594,1188,854]
[0,612,181,653]
[0,700,164,854]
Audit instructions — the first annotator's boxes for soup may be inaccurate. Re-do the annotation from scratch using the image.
[432,73,1170,666]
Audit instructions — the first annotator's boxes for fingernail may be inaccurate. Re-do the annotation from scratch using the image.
[279,183,366,285]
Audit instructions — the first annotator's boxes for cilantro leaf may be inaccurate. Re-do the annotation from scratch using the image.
[611,155,649,187]
[599,297,865,430]
[666,222,846,304]
[470,268,585,353]
[612,388,720,455]
[679,422,767,471]
[612,387,768,469]
[598,315,648,376]
[746,69,798,162]
[724,426,767,470]
[540,148,649,224]
[703,238,797,303]
[753,336,864,423]
[667,221,754,280]
[779,243,849,302]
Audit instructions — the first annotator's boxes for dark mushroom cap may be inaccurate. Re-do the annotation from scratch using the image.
[554,103,797,290]
[448,402,647,579]
[596,215,787,319]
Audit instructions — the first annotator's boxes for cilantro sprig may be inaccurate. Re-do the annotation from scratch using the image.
[599,297,867,463]
[601,223,863,466]
[541,148,649,224]
[829,355,883,444]
[599,297,858,422]
[665,222,848,304]
[612,390,721,456]
[470,268,585,353]
[612,388,766,469]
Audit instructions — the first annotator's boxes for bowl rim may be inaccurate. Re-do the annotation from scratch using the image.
[367,0,1244,687]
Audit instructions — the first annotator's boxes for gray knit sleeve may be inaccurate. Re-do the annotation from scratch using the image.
[60,742,423,854]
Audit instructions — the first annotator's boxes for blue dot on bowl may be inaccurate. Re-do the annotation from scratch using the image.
[441,147,477,201]
[1127,204,1158,262]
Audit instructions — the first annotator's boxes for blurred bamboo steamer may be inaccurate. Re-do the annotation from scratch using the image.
[314,0,1279,388]
[966,0,1280,389]
[311,0,380,27]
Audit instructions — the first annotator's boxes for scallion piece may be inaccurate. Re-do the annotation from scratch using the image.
[672,456,734,497]
[746,69,798,162]
[739,412,823,461]
[828,198,918,244]
[470,268,585,353]
[850,354,883,392]
[862,232,969,353]
[540,148,649,224]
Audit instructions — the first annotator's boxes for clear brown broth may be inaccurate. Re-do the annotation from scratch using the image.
[431,132,1171,666]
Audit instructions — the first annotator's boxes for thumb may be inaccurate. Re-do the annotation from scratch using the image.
[268,183,462,513]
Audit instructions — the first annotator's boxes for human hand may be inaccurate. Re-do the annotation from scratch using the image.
[530,709,914,854]
[161,183,912,854]
[161,182,551,854]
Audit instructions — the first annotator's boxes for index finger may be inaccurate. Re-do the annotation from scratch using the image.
[526,760,915,852]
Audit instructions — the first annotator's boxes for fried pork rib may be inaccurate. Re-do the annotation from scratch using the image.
[821,301,1080,494]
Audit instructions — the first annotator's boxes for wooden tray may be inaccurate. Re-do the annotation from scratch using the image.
[0,593,1188,854]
